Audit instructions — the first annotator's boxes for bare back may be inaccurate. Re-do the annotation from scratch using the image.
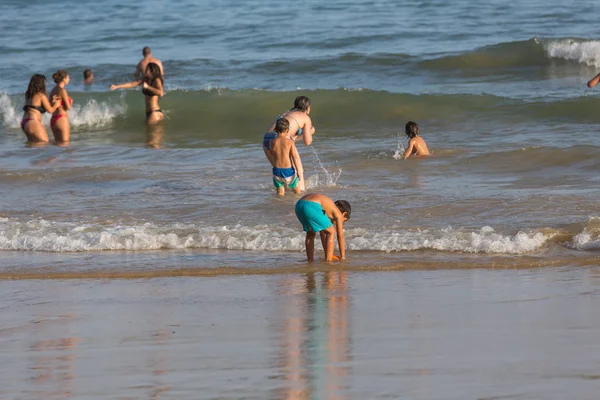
[269,135,295,169]
[412,137,430,156]
[404,136,431,159]
[300,193,339,219]
[267,109,314,145]
[23,93,47,118]
[137,57,164,77]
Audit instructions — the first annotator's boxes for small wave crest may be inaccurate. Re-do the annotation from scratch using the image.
[543,38,600,67]
[0,218,553,254]
[570,217,600,250]
[69,96,127,129]
[349,226,551,254]
[0,92,127,131]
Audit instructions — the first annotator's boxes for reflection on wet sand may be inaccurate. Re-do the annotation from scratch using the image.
[277,272,351,400]
[147,285,173,400]
[29,315,79,400]
[146,123,165,149]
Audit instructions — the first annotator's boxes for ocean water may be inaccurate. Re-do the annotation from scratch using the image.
[2,0,600,272]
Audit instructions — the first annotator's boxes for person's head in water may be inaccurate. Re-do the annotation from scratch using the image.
[52,70,70,85]
[405,121,420,138]
[293,96,311,113]
[275,117,290,134]
[145,62,163,84]
[142,46,152,57]
[334,200,351,221]
[25,74,47,99]
[83,69,94,84]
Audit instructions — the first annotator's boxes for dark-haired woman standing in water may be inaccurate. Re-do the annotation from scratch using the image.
[49,70,73,144]
[110,62,164,125]
[21,74,61,143]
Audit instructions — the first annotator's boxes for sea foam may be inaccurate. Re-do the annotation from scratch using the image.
[0,92,127,131]
[543,38,600,67]
[0,218,553,254]
[570,217,600,250]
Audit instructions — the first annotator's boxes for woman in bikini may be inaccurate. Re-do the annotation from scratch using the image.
[49,70,73,145]
[262,96,316,190]
[109,62,164,125]
[21,74,62,143]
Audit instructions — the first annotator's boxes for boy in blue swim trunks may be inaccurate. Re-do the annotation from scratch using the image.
[268,118,304,196]
[295,193,351,262]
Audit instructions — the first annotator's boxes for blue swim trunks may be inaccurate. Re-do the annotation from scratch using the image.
[273,167,298,189]
[295,199,332,232]
[262,131,278,149]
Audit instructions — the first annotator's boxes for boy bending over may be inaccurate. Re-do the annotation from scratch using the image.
[295,193,351,262]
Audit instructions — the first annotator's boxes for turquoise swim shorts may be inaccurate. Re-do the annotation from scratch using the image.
[273,167,298,189]
[295,199,333,232]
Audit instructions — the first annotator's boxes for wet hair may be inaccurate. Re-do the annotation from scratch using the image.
[145,62,163,87]
[335,200,351,220]
[275,117,290,133]
[52,70,69,84]
[25,74,46,99]
[293,96,311,112]
[143,46,151,56]
[405,121,420,138]
[83,69,93,79]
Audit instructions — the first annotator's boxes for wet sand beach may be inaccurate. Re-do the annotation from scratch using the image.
[2,267,600,400]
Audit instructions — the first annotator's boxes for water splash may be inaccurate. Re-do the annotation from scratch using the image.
[0,92,22,130]
[0,91,127,132]
[392,131,406,160]
[69,96,127,129]
[305,145,342,188]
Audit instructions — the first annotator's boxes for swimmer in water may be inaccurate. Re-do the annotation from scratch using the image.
[403,121,431,159]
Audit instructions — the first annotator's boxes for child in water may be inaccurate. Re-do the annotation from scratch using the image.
[268,117,304,196]
[403,121,431,159]
[295,193,351,262]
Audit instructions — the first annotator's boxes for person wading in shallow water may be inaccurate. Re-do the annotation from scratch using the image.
[262,96,316,191]
[21,74,61,143]
[110,62,165,125]
[49,70,73,145]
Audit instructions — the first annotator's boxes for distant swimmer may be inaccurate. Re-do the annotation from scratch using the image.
[49,70,73,144]
[21,74,62,143]
[110,62,164,125]
[295,193,351,262]
[83,69,94,85]
[135,46,164,79]
[263,96,316,190]
[268,117,304,196]
[403,121,431,159]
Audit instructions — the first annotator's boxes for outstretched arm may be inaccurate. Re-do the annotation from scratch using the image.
[588,73,600,88]
[110,80,142,90]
